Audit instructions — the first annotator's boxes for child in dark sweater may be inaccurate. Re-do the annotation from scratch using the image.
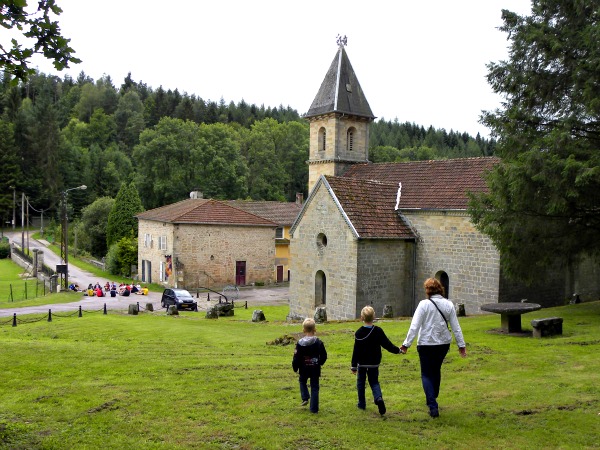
[292,318,327,413]
[351,306,400,415]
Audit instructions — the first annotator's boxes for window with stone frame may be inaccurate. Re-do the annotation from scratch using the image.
[347,127,356,151]
[318,127,326,152]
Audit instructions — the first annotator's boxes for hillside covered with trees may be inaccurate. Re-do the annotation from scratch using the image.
[0,69,495,264]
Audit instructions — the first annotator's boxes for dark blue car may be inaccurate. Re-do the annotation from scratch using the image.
[160,288,198,311]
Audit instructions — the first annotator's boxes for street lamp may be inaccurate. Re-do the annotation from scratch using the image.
[61,185,87,289]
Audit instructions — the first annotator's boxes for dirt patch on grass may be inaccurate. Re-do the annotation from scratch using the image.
[88,399,119,413]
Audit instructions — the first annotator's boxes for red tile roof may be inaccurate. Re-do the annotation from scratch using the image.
[324,176,415,239]
[136,199,277,227]
[225,200,302,226]
[343,157,498,209]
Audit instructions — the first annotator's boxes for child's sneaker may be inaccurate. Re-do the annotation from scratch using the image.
[375,397,386,415]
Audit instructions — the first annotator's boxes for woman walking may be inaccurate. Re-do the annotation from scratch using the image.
[400,278,467,418]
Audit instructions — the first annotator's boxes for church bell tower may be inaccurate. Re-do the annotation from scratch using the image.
[306,37,375,192]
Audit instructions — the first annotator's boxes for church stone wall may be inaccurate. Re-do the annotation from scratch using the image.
[404,211,500,315]
[356,240,414,318]
[289,186,359,320]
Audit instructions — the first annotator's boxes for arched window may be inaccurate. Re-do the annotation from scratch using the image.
[435,271,450,299]
[318,127,326,152]
[315,270,326,306]
[347,127,356,151]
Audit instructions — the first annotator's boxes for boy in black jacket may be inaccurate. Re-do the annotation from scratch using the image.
[351,306,400,415]
[292,318,327,413]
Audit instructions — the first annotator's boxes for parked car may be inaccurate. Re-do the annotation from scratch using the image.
[160,288,198,311]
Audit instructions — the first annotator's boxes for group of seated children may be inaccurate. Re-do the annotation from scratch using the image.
[73,282,149,297]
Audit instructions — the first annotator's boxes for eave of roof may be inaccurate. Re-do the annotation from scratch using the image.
[136,199,277,227]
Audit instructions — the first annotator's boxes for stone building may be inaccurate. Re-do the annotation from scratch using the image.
[136,197,301,289]
[288,43,600,321]
[227,196,303,283]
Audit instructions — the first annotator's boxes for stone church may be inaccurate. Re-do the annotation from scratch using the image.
[288,43,600,321]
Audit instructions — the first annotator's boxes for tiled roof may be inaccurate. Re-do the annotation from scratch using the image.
[343,157,499,209]
[136,199,277,226]
[325,176,415,239]
[305,46,374,119]
[225,200,302,226]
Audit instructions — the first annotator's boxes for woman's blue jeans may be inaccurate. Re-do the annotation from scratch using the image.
[356,366,382,408]
[299,372,320,413]
[417,344,450,411]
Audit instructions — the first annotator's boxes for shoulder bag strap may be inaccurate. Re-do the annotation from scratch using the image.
[428,298,450,330]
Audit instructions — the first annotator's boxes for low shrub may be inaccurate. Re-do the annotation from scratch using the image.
[0,242,10,259]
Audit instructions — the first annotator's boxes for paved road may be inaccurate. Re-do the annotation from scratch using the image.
[1,232,289,317]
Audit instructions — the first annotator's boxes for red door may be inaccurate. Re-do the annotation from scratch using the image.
[276,265,284,283]
[235,261,246,286]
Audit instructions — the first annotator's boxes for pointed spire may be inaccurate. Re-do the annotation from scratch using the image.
[306,42,374,119]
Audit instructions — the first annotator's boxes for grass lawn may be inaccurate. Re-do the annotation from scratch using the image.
[0,301,598,449]
[0,259,84,308]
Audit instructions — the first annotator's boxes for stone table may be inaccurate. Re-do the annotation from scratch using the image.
[480,302,542,333]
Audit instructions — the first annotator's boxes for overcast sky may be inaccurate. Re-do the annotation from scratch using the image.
[29,0,532,137]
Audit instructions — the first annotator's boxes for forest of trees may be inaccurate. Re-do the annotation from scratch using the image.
[0,69,495,263]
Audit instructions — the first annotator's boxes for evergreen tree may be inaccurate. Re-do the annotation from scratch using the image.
[469,0,600,282]
[0,118,20,220]
[106,181,144,247]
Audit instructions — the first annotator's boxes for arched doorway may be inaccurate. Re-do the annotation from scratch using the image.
[315,270,326,306]
[435,271,450,299]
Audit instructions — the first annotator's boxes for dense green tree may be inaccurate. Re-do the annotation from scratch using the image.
[114,90,144,152]
[194,122,248,200]
[370,145,404,163]
[369,119,494,161]
[105,234,137,277]
[132,117,199,209]
[174,94,194,121]
[0,0,80,81]
[73,196,114,258]
[0,118,20,220]
[469,0,600,282]
[106,181,143,247]
[133,118,250,208]
[88,108,117,148]
[244,118,288,201]
[273,120,309,200]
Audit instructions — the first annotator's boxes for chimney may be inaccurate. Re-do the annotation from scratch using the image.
[295,192,304,205]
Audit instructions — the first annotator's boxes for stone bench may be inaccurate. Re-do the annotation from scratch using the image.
[530,317,563,338]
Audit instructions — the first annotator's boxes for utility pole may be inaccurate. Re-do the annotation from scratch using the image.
[21,192,24,249]
[10,186,15,230]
